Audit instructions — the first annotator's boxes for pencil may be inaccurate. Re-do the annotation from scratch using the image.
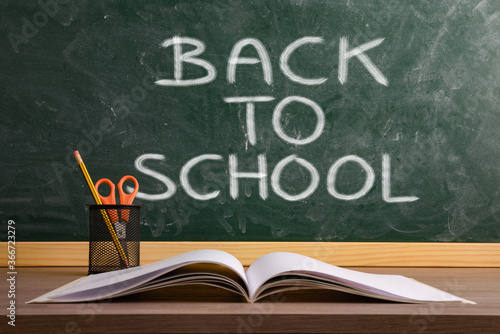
[73,151,129,268]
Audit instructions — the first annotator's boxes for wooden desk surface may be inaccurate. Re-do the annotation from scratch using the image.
[2,267,499,334]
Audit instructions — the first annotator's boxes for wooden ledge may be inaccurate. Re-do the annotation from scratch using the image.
[1,242,499,267]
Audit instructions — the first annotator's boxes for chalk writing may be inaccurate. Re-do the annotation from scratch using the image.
[129,35,418,206]
[131,153,418,203]
[156,36,388,86]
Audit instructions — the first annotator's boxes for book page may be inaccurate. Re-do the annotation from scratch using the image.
[29,249,247,303]
[246,252,474,304]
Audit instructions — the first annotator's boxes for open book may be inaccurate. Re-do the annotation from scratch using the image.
[29,249,474,304]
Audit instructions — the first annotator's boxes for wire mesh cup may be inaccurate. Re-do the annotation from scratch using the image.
[88,204,140,274]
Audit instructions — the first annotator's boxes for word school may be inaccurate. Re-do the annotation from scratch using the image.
[131,153,419,203]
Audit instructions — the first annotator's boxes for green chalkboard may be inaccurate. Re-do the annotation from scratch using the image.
[2,0,500,242]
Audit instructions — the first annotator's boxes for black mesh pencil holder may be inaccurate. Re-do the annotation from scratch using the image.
[88,205,141,275]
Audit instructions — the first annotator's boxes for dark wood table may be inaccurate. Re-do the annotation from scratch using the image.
[2,267,499,333]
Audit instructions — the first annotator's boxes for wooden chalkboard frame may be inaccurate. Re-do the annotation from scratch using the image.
[2,242,499,267]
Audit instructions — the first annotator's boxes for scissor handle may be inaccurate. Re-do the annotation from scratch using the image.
[117,175,139,205]
[95,178,116,205]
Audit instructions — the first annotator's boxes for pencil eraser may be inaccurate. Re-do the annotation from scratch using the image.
[73,151,83,164]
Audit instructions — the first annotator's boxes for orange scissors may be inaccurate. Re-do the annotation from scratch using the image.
[95,175,139,223]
